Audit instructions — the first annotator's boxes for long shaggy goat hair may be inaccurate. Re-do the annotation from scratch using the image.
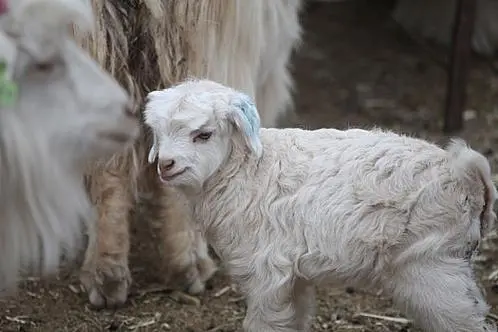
[72,0,303,308]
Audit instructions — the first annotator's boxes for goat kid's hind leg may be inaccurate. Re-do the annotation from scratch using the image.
[387,258,495,332]
[294,279,316,331]
[80,171,132,309]
[153,185,217,295]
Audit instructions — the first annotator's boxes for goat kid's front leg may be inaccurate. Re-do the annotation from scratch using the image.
[80,170,132,309]
[151,184,217,295]
[241,272,306,332]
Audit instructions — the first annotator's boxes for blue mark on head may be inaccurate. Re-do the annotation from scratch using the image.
[231,92,263,157]
[233,93,260,137]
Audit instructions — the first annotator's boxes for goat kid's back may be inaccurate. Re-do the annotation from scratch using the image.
[209,128,496,283]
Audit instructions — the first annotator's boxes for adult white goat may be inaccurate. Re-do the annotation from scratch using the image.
[0,0,139,291]
[393,0,498,57]
[312,0,498,56]
[144,79,497,332]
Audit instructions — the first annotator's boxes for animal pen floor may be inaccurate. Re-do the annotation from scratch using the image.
[2,1,498,331]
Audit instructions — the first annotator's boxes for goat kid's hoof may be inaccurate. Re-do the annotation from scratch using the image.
[80,261,131,309]
[192,256,218,294]
[166,256,218,296]
[185,277,207,295]
[187,255,218,295]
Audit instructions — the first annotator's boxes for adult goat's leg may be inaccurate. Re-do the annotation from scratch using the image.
[149,183,217,295]
[256,59,294,128]
[80,168,133,309]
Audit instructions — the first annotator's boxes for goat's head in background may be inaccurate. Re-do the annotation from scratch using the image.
[0,0,139,164]
[145,79,263,190]
[0,0,139,290]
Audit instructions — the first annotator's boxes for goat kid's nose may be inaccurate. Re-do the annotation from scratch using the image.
[159,159,176,173]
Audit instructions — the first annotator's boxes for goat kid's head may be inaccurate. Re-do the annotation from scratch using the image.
[144,79,263,189]
[0,0,139,164]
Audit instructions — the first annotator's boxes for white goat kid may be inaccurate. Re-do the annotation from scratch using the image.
[0,0,139,290]
[145,79,497,332]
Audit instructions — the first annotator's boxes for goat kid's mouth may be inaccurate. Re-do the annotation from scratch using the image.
[159,168,187,183]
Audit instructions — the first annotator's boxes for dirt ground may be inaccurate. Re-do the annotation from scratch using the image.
[2,1,498,331]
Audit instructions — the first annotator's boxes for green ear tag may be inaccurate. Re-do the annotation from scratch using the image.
[0,61,18,107]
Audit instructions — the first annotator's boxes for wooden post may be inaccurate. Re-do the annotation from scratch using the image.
[443,0,477,134]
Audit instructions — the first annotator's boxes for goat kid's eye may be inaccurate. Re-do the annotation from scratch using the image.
[193,132,212,142]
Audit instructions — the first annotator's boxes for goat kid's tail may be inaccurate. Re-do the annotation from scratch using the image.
[446,138,497,234]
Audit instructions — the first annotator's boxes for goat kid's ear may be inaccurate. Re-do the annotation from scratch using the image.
[148,133,158,164]
[228,92,263,158]
[146,90,162,102]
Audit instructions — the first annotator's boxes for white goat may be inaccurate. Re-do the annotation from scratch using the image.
[0,0,138,291]
[393,0,498,57]
[311,0,498,56]
[145,79,497,332]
